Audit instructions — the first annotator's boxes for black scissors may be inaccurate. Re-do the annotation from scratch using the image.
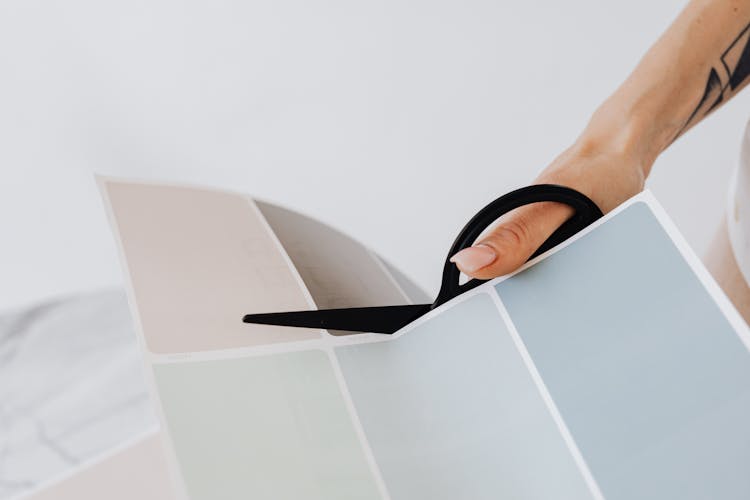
[243,184,602,334]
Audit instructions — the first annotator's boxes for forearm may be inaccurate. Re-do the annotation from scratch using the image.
[459,1,750,279]
[579,0,750,175]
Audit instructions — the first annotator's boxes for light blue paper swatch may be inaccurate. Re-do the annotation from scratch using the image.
[336,293,595,500]
[497,201,750,500]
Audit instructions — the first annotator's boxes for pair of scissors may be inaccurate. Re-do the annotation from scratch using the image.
[243,184,603,334]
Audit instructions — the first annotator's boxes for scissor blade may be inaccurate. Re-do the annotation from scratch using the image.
[243,304,431,334]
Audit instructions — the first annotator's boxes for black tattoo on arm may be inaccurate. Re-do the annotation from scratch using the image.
[676,21,750,139]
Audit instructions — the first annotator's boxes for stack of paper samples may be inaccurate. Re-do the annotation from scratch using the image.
[27,179,750,500]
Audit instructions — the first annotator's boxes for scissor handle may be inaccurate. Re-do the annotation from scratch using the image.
[432,184,603,308]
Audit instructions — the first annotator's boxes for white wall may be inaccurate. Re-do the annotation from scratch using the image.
[1,0,748,310]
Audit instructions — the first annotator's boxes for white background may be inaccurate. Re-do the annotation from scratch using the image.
[1,0,748,310]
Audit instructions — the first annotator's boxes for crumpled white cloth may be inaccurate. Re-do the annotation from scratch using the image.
[0,290,157,499]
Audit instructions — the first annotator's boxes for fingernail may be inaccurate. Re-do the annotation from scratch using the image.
[449,244,497,273]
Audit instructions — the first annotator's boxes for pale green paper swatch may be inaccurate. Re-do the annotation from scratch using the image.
[153,350,380,500]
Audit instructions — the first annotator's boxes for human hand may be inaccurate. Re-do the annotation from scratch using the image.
[450,124,653,279]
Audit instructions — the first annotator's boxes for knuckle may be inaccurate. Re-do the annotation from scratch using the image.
[493,218,532,249]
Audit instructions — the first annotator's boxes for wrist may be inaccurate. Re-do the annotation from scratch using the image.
[574,95,668,179]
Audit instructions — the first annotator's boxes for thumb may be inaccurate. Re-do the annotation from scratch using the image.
[449,201,574,279]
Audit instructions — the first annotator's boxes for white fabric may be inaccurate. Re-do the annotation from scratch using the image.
[728,121,750,286]
[0,290,156,500]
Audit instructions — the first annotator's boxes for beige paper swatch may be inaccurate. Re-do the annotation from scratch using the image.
[104,180,318,354]
[26,433,174,500]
